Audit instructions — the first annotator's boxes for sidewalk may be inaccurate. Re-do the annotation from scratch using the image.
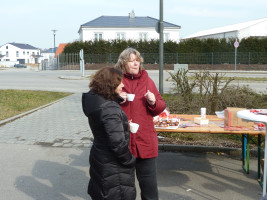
[0,93,263,199]
[0,93,93,147]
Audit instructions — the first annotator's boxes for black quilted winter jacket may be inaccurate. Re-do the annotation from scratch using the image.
[82,90,136,200]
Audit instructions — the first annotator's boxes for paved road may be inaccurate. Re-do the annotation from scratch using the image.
[0,143,262,200]
[0,68,265,199]
[0,68,266,93]
[0,68,90,93]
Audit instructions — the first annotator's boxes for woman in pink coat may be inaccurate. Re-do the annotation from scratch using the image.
[115,48,166,200]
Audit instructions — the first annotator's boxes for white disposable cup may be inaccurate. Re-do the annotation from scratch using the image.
[127,94,135,101]
[201,107,206,118]
[130,122,139,133]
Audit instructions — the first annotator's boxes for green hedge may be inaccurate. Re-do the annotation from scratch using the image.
[63,37,267,54]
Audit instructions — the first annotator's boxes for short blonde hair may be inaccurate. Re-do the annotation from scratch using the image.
[114,48,144,73]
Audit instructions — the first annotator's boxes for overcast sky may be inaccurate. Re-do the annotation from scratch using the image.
[1,0,266,49]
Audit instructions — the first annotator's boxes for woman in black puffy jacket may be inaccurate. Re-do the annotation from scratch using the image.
[82,67,136,200]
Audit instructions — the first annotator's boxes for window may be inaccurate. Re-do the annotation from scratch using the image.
[32,52,35,55]
[164,33,170,42]
[117,33,125,40]
[6,51,9,57]
[6,46,8,49]
[0,51,2,55]
[139,33,147,41]
[16,51,19,57]
[94,33,103,40]
[27,51,29,55]
[23,51,25,55]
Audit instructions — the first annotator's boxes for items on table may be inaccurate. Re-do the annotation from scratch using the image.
[254,123,266,131]
[154,114,180,128]
[250,109,267,116]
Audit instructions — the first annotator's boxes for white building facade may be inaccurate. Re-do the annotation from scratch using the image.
[39,47,58,70]
[0,43,41,65]
[182,18,267,41]
[78,11,181,43]
[40,48,56,61]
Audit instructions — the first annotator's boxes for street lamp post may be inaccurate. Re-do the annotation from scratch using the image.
[51,29,57,54]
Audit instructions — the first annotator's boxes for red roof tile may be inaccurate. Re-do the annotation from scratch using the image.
[55,43,68,57]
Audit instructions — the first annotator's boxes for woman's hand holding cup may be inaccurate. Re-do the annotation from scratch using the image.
[120,92,127,103]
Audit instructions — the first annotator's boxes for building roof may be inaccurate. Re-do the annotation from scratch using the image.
[80,15,181,29]
[9,42,39,50]
[182,17,267,39]
[56,43,68,57]
[42,47,57,53]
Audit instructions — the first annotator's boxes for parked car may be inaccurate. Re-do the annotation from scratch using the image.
[14,64,27,68]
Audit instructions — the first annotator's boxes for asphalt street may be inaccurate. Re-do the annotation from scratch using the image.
[0,68,266,93]
[0,68,266,199]
[0,143,262,200]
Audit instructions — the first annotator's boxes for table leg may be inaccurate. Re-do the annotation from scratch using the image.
[241,134,253,174]
[242,134,245,168]
[242,134,250,173]
[258,134,261,181]
[246,134,250,173]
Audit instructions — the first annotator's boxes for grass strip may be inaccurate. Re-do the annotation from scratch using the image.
[0,89,71,120]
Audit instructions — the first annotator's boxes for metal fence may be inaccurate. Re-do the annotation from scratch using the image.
[56,52,267,70]
[41,58,58,70]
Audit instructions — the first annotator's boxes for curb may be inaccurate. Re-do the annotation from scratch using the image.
[158,144,259,157]
[147,69,267,74]
[58,76,89,80]
[0,94,72,127]
[189,70,267,74]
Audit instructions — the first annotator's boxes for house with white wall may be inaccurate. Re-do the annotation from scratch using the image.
[78,11,181,42]
[0,43,41,65]
[182,18,267,41]
[41,47,57,61]
[39,47,58,70]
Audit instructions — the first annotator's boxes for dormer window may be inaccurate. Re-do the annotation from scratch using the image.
[129,10,135,18]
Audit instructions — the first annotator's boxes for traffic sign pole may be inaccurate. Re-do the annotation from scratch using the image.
[159,0,164,94]
[235,47,237,71]
[234,40,239,71]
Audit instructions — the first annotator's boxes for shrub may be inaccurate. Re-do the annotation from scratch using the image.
[166,70,263,114]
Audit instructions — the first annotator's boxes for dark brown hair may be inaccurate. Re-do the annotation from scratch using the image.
[89,66,123,100]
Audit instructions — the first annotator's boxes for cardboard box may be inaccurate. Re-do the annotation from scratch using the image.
[224,107,254,127]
